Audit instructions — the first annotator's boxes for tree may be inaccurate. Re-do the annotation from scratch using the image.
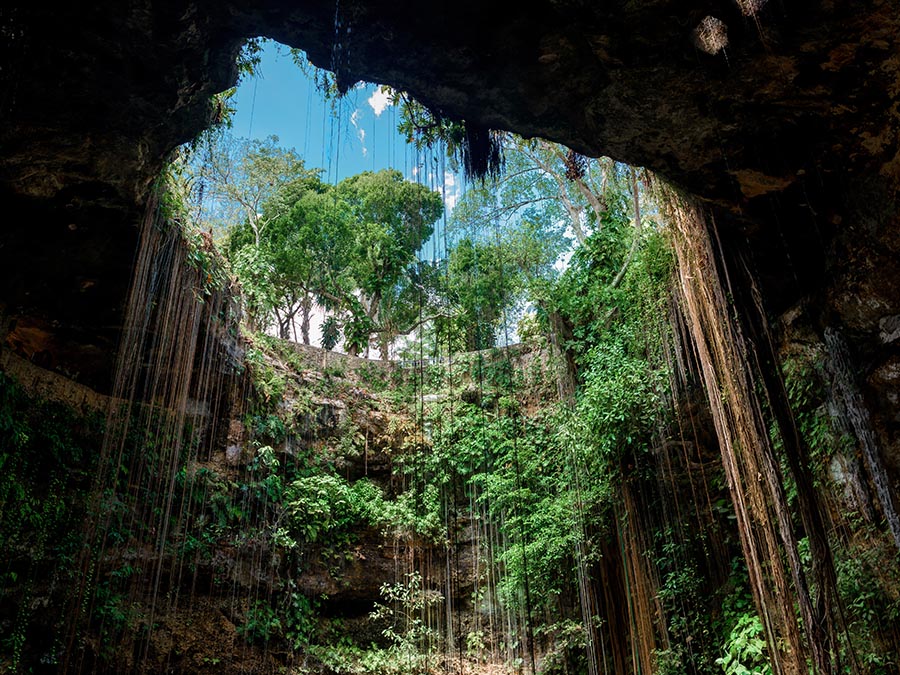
[194,132,316,244]
[226,172,350,341]
[438,238,518,351]
[225,164,444,357]
[264,188,354,342]
[337,170,444,357]
[374,261,447,359]
[449,135,613,249]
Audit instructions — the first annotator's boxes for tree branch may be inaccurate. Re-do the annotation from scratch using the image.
[522,142,587,244]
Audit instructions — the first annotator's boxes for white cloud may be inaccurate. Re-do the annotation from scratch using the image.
[443,170,460,211]
[554,249,573,273]
[350,109,368,157]
[367,87,392,117]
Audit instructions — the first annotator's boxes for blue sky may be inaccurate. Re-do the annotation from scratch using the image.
[229,42,459,196]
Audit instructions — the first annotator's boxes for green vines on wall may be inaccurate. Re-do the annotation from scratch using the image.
[0,373,105,670]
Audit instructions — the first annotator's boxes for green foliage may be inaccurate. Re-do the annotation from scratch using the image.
[343,304,378,355]
[309,643,429,675]
[376,482,444,541]
[205,133,315,239]
[229,244,281,325]
[322,315,342,351]
[833,530,900,671]
[535,619,590,675]
[238,586,320,651]
[769,346,900,670]
[421,402,600,607]
[216,155,443,355]
[0,373,105,669]
[238,599,283,645]
[94,566,142,638]
[283,590,319,650]
[779,348,853,479]
[308,572,447,675]
[288,47,342,100]
[559,225,672,484]
[193,38,266,140]
[237,37,266,81]
[655,646,689,675]
[393,90,466,156]
[439,237,519,351]
[448,137,576,246]
[715,614,772,675]
[245,344,287,403]
[207,137,327,333]
[284,475,381,543]
[576,326,665,466]
[184,227,230,298]
[166,112,797,675]
[359,85,501,179]
[370,571,443,650]
[335,169,443,355]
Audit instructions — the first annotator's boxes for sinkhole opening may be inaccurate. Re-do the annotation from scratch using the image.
[3,20,899,675]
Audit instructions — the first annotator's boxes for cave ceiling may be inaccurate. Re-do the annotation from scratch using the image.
[0,0,898,391]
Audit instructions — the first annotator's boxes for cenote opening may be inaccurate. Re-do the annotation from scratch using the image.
[1,6,899,675]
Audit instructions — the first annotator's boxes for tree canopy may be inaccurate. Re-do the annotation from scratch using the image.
[208,146,444,357]
[180,121,656,369]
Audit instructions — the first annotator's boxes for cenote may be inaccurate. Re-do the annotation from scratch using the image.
[1,2,899,674]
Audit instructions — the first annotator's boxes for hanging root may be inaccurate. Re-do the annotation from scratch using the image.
[462,124,505,182]
[657,184,838,675]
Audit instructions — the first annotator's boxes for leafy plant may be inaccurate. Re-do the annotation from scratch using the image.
[284,475,382,543]
[715,613,772,675]
[238,599,282,645]
[370,572,443,652]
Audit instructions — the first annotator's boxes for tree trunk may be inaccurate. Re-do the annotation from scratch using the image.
[300,295,312,345]
[548,309,577,403]
[277,307,297,341]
